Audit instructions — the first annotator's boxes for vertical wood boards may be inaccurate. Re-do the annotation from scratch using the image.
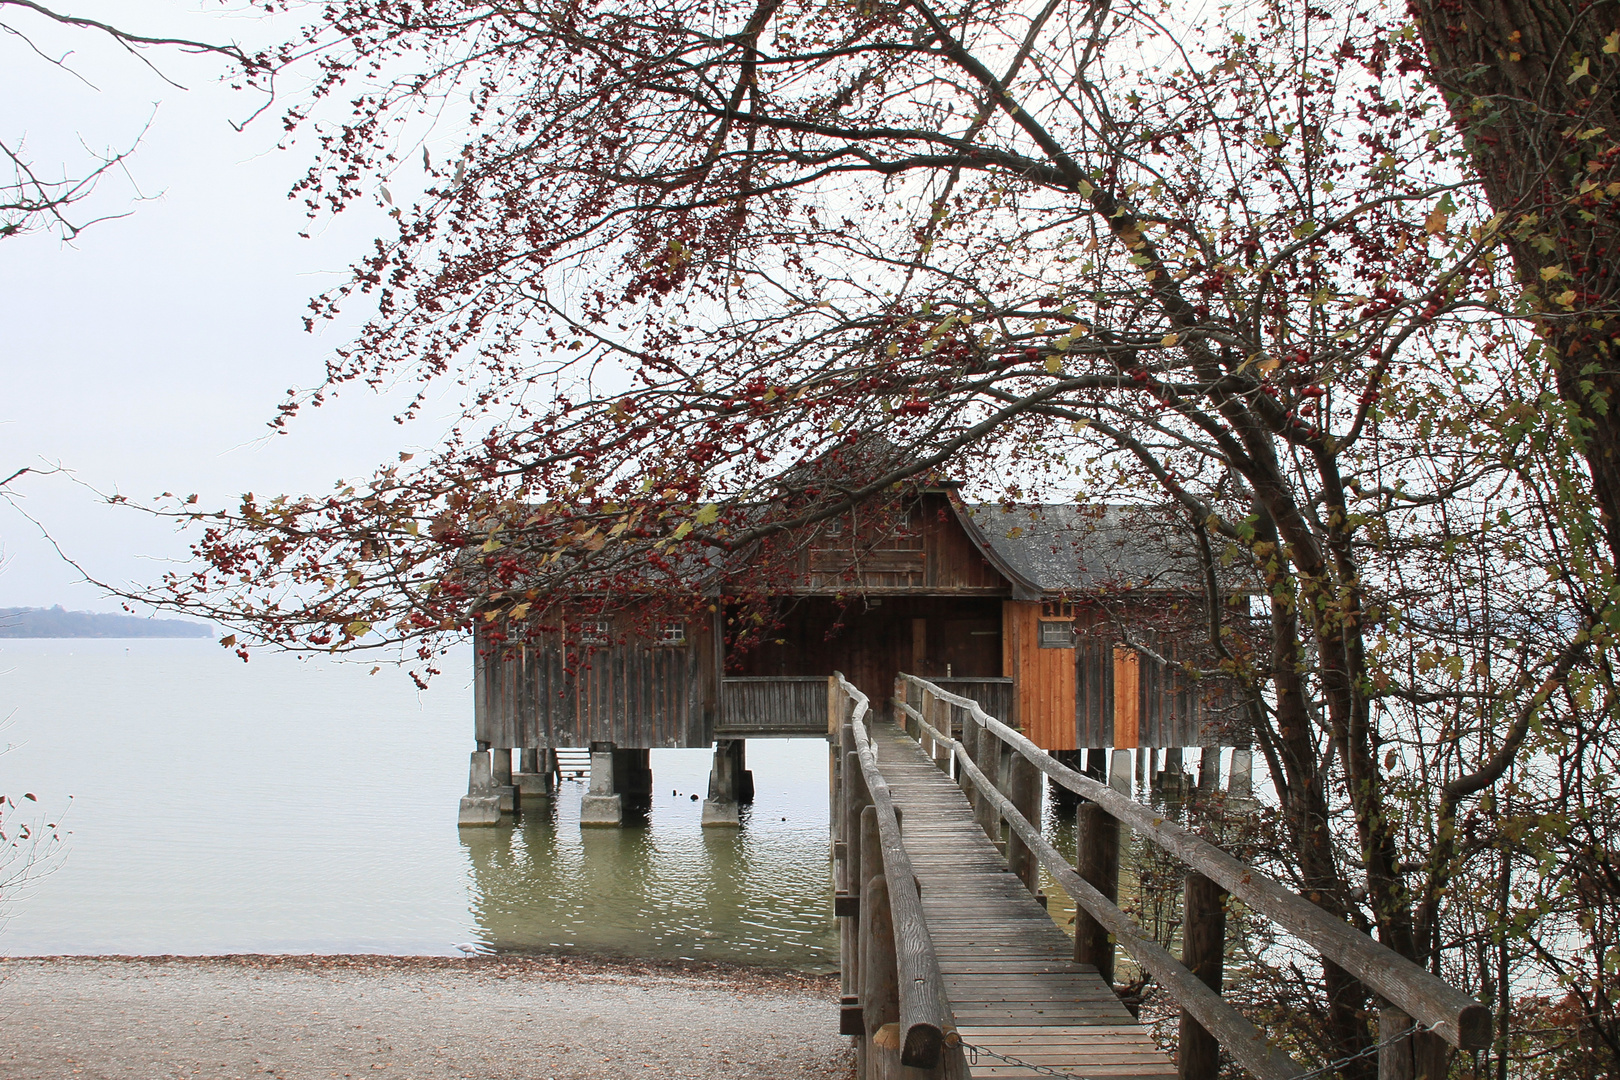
[1003,600,1078,749]
[473,612,713,749]
[1113,646,1141,750]
[717,677,830,735]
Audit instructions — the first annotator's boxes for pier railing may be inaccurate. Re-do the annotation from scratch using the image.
[894,672,1491,1080]
[830,673,965,1079]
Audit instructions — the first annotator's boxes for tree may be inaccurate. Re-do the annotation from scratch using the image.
[125,0,1610,1073]
[1408,0,1620,568]
[0,0,266,240]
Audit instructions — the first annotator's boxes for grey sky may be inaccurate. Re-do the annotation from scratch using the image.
[1,1,455,612]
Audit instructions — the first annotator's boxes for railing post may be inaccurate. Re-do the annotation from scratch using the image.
[1178,872,1227,1080]
[1006,752,1042,895]
[957,703,978,801]
[973,723,1003,846]
[860,872,900,1080]
[1379,1004,1450,1080]
[1073,801,1120,986]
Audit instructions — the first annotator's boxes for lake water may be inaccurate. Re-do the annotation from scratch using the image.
[0,638,836,970]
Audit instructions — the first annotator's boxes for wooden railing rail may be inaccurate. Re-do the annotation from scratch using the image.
[830,672,962,1078]
[896,672,1491,1075]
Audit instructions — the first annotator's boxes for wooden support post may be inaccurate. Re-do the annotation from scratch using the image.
[860,873,900,1080]
[1178,873,1227,1080]
[1006,752,1042,895]
[958,705,979,803]
[973,726,1002,845]
[1197,745,1222,796]
[1378,1004,1451,1080]
[1073,802,1120,985]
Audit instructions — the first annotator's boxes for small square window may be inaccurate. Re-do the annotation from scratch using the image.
[580,619,610,644]
[657,621,687,646]
[826,518,845,538]
[1038,620,1074,649]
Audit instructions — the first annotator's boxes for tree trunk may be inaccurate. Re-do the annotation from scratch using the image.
[1412,0,1620,563]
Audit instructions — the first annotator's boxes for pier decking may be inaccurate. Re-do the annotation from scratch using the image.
[869,720,1172,1078]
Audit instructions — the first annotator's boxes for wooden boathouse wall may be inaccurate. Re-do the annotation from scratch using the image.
[474,613,717,749]
[473,486,1240,752]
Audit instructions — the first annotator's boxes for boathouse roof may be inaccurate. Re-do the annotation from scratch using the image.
[959,503,1209,597]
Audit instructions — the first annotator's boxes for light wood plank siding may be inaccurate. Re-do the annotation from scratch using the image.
[718,677,830,736]
[1002,601,1078,750]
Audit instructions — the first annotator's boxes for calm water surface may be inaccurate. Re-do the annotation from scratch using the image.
[0,639,835,970]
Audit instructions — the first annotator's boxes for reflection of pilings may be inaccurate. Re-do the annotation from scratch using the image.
[458,749,501,826]
[580,741,623,827]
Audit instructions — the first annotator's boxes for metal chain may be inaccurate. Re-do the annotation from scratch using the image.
[1289,1020,1440,1080]
[958,1019,1438,1080]
[959,1040,1093,1079]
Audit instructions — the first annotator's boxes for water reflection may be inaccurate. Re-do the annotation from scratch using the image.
[461,743,837,972]
[0,641,835,968]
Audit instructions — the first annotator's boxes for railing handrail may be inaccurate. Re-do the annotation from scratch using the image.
[833,672,955,1068]
[937,715,1306,1080]
[896,672,1492,1052]
[721,675,831,682]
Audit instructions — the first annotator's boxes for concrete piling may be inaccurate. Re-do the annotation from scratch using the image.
[702,739,747,827]
[458,750,502,827]
[580,741,623,827]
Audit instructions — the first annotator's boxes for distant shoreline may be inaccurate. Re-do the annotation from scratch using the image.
[0,606,211,639]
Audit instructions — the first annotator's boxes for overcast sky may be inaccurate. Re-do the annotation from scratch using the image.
[1,1,459,613]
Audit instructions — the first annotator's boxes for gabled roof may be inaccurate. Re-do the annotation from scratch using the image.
[957,503,1210,599]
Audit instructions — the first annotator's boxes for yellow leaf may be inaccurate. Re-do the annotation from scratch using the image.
[1161,332,1181,347]
[1557,289,1579,306]
[1044,355,1062,373]
[219,635,237,648]
[1257,356,1282,372]
[1424,204,1451,235]
[1569,56,1592,83]
[672,521,692,540]
[346,620,372,638]
[694,503,720,525]
[510,603,530,620]
[1606,30,1620,53]
[1541,264,1566,281]
[1262,132,1282,147]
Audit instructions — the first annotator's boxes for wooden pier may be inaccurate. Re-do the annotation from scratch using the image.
[832,672,1493,1080]
[870,719,1172,1077]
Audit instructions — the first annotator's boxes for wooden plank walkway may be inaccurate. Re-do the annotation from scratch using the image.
[869,720,1175,1079]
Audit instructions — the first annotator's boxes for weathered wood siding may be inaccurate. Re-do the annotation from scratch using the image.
[931,677,1015,727]
[718,677,829,736]
[1072,621,1230,749]
[474,616,714,749]
[797,491,1007,595]
[1002,600,1078,750]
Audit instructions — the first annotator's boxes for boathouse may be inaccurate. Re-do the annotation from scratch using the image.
[461,483,1248,826]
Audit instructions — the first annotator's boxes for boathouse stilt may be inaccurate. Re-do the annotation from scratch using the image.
[614,748,654,807]
[1110,748,1133,798]
[457,749,501,827]
[1228,748,1254,802]
[491,747,517,813]
[514,747,558,801]
[701,738,752,827]
[579,741,623,826]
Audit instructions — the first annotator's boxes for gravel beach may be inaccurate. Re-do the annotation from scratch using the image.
[0,955,853,1080]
